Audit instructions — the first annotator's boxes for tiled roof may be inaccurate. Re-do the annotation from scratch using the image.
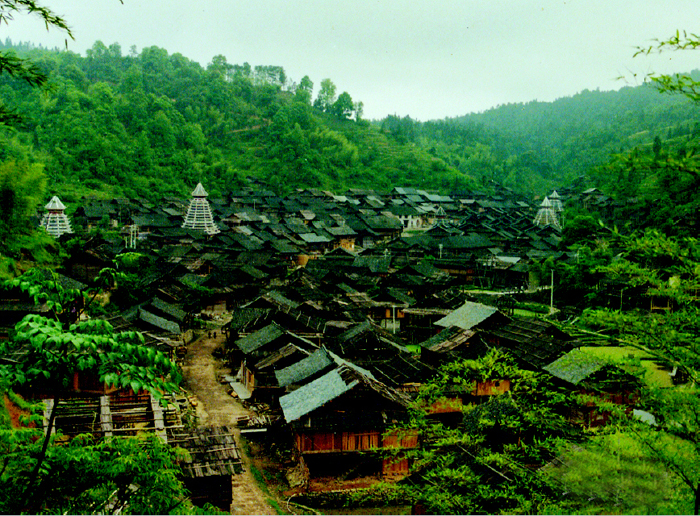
[543,349,607,385]
[435,301,498,330]
[234,322,286,354]
[275,347,334,387]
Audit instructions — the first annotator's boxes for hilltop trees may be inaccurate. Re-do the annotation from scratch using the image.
[0,0,72,123]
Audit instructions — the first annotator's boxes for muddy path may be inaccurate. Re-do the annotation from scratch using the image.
[180,330,277,515]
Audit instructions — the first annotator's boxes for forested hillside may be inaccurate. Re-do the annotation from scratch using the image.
[0,40,476,202]
[2,39,700,207]
[429,79,699,194]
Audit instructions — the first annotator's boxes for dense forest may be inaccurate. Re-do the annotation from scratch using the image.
[1,39,699,206]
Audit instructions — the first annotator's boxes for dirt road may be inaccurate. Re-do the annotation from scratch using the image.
[180,330,277,515]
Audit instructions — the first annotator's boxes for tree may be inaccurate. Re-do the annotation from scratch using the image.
[313,78,336,113]
[331,91,353,119]
[636,31,700,102]
[0,396,198,514]
[389,349,577,514]
[0,0,72,123]
[0,159,47,241]
[0,267,184,513]
[578,229,700,513]
[0,311,183,513]
[294,75,313,104]
[353,100,364,122]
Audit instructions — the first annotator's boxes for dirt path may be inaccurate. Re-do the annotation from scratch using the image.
[180,330,277,515]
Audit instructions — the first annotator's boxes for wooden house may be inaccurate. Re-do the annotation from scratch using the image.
[279,365,417,484]
[483,317,575,370]
[173,426,243,512]
[228,322,319,401]
[328,320,435,389]
[543,349,642,427]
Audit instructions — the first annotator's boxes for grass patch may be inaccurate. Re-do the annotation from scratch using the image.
[513,308,547,318]
[580,346,674,387]
[249,464,271,496]
[266,498,283,515]
[514,301,550,314]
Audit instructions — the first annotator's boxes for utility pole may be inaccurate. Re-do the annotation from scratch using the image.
[550,269,554,313]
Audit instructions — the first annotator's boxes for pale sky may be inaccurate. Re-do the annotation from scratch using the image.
[3,0,700,120]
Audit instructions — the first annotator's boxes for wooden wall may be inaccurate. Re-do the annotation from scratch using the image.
[294,429,418,454]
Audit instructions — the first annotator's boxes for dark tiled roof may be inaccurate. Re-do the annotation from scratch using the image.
[543,349,607,385]
[177,426,243,477]
[139,308,181,333]
[234,322,286,355]
[435,301,498,330]
[489,318,574,369]
[275,347,334,387]
[149,297,186,322]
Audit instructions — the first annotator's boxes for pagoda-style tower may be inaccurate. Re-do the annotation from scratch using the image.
[549,190,563,212]
[182,183,220,235]
[40,196,73,238]
[533,196,561,230]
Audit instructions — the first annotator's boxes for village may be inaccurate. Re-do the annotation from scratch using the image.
[1,180,658,513]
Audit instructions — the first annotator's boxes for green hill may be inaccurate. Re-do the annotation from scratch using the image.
[1,39,699,206]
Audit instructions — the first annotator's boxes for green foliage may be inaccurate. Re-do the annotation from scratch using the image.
[400,350,577,514]
[571,229,700,513]
[0,270,185,513]
[4,267,83,320]
[1,313,181,397]
[636,31,700,103]
[0,159,46,239]
[0,0,72,124]
[547,430,688,514]
[0,413,198,515]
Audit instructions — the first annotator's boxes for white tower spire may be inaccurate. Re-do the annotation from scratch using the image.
[182,183,220,235]
[533,196,561,230]
[40,196,73,238]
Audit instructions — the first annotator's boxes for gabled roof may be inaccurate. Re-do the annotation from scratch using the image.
[138,307,181,333]
[435,301,499,330]
[149,297,186,322]
[279,365,410,423]
[419,326,475,351]
[234,322,286,355]
[488,318,574,368]
[262,290,300,310]
[543,349,607,385]
[275,347,334,387]
[352,255,391,273]
[178,426,243,477]
[299,232,332,244]
[280,367,359,423]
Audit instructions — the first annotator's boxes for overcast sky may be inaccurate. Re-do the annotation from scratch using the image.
[3,0,700,120]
